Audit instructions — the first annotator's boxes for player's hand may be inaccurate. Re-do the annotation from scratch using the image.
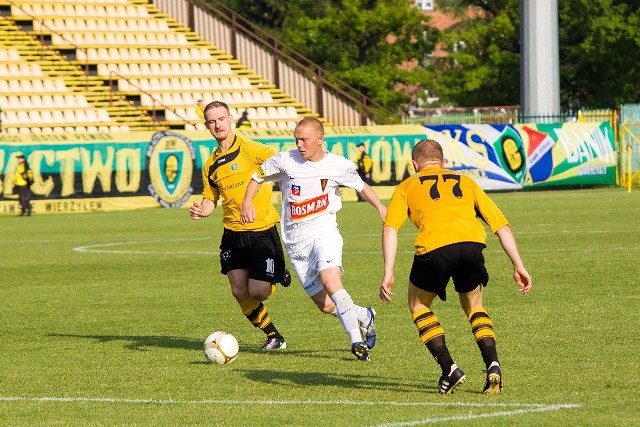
[189,201,204,220]
[514,265,532,294]
[378,205,387,223]
[379,272,394,303]
[240,202,256,224]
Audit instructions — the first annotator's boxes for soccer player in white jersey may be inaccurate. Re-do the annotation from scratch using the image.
[241,117,387,361]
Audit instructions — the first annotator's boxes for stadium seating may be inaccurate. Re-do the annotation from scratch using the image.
[0,0,309,132]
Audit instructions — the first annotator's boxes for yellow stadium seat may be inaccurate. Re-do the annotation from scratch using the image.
[74,110,88,122]
[51,110,65,124]
[149,63,162,76]
[97,110,111,122]
[63,110,77,123]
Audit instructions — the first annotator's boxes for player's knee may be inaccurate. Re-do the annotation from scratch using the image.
[231,288,248,302]
[409,299,430,315]
[315,299,335,314]
[249,284,272,301]
[320,304,335,315]
[461,302,484,318]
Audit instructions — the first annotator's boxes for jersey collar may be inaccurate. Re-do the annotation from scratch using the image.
[216,135,238,155]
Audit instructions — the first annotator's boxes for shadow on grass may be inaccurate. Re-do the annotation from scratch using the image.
[48,333,366,362]
[47,333,438,392]
[47,334,335,356]
[47,333,202,351]
[237,368,432,393]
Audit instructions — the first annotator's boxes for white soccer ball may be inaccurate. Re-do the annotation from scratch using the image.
[203,331,239,364]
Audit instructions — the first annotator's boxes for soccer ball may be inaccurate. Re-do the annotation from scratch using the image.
[203,331,239,364]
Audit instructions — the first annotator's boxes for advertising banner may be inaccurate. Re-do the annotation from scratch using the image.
[422,122,617,190]
[0,122,616,215]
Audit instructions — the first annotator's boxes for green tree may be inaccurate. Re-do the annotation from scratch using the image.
[220,0,640,113]
[429,0,521,107]
[430,0,640,109]
[280,0,437,111]
[222,0,289,29]
[559,0,640,108]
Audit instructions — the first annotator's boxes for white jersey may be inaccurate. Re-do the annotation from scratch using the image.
[253,150,365,247]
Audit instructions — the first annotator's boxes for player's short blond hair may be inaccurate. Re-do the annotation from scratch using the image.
[412,139,443,164]
[296,117,324,137]
[203,100,230,116]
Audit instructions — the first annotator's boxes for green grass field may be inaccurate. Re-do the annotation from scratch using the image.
[1,187,639,426]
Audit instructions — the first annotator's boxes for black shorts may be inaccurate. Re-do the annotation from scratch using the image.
[409,242,489,301]
[219,226,286,283]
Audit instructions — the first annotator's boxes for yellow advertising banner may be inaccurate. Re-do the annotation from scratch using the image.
[0,122,615,215]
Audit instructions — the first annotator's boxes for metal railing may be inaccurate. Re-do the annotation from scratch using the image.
[402,106,618,126]
[7,0,91,91]
[153,0,398,126]
[402,106,520,125]
[108,70,195,130]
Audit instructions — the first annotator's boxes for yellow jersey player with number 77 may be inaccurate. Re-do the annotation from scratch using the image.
[380,139,532,394]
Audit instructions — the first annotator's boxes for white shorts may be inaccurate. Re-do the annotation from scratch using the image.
[286,229,344,297]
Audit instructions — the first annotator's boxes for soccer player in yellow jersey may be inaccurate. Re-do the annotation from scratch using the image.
[189,101,290,351]
[355,143,373,201]
[380,139,532,395]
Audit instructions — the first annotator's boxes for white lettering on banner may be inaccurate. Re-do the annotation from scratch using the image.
[424,128,489,168]
[290,193,329,220]
[577,164,607,176]
[556,126,614,164]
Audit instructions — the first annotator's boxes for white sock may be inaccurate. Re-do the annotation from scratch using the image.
[357,306,371,326]
[330,289,362,344]
[449,364,458,376]
[489,361,500,369]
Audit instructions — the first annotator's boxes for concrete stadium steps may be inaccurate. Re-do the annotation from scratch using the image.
[0,0,313,131]
[0,14,159,132]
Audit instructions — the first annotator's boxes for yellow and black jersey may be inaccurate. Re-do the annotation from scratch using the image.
[384,166,509,255]
[202,135,279,231]
[13,163,33,187]
[357,152,372,175]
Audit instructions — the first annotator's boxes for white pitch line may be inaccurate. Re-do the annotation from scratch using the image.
[74,249,218,255]
[73,240,415,255]
[73,238,213,254]
[72,240,639,256]
[373,403,582,426]
[0,397,582,424]
[73,234,640,256]
[342,229,637,236]
[0,396,580,409]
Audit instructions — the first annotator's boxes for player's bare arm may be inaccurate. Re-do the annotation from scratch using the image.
[358,183,387,223]
[189,198,216,220]
[495,225,532,294]
[380,226,398,303]
[240,179,262,224]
